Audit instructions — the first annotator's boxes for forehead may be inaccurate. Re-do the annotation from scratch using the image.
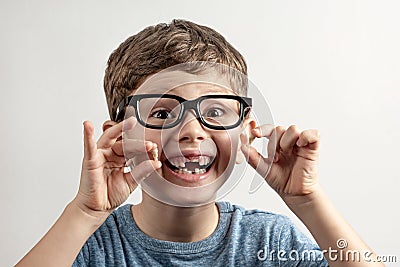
[133,70,236,97]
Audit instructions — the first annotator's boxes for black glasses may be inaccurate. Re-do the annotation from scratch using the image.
[115,94,252,130]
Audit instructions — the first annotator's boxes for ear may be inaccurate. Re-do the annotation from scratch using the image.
[236,117,256,164]
[102,120,117,132]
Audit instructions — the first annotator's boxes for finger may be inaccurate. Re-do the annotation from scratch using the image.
[101,149,128,166]
[124,160,162,191]
[97,117,136,149]
[296,129,320,150]
[241,144,270,177]
[83,121,97,160]
[268,126,286,161]
[111,139,156,157]
[280,125,301,153]
[240,132,249,147]
[251,124,275,138]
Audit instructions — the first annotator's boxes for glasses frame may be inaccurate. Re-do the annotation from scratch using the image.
[115,94,252,130]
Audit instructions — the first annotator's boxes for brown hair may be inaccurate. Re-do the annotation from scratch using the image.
[104,19,247,120]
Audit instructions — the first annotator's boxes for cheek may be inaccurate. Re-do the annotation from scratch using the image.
[214,131,240,161]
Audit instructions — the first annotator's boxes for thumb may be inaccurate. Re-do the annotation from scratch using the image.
[241,144,271,178]
[124,160,162,192]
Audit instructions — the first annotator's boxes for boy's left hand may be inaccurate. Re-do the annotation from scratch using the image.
[241,125,320,200]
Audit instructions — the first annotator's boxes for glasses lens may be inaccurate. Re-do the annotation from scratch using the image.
[199,98,241,128]
[137,97,182,127]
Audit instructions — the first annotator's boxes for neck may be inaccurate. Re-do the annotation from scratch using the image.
[131,192,219,242]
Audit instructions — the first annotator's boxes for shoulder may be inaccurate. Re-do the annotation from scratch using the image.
[73,205,133,266]
[86,204,132,247]
[217,201,295,248]
[218,202,328,265]
[217,201,292,231]
[217,201,318,250]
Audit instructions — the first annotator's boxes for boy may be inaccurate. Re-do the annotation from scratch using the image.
[17,19,383,266]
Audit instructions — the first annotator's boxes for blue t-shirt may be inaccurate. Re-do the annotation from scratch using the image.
[73,202,328,266]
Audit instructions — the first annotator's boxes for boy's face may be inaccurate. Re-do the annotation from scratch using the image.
[145,83,238,187]
[121,67,254,206]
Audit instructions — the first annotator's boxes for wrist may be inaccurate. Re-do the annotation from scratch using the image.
[68,198,111,229]
[281,183,325,211]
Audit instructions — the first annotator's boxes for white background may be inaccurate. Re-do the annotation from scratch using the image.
[1,0,399,266]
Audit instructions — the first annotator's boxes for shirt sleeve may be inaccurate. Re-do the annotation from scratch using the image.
[276,217,329,267]
[71,242,89,267]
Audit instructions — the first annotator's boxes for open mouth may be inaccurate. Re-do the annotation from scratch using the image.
[164,155,215,175]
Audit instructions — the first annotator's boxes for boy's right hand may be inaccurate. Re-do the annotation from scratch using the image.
[73,117,161,220]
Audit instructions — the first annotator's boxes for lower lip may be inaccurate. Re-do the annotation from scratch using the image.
[164,162,214,183]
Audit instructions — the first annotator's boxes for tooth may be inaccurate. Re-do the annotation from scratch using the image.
[179,159,186,168]
[200,169,206,174]
[199,156,204,166]
[194,168,200,174]
[192,158,199,163]
[171,158,178,168]
[205,157,210,165]
[176,159,183,167]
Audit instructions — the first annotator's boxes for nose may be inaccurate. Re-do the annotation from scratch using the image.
[178,112,208,143]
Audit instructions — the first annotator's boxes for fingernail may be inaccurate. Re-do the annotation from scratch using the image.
[123,117,136,130]
[122,120,131,131]
[252,128,261,136]
[145,141,154,148]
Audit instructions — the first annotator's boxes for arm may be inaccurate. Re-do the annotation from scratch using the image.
[15,200,106,267]
[241,125,383,267]
[286,185,380,266]
[16,118,161,267]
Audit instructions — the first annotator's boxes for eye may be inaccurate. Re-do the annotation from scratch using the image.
[150,109,176,119]
[204,108,224,118]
